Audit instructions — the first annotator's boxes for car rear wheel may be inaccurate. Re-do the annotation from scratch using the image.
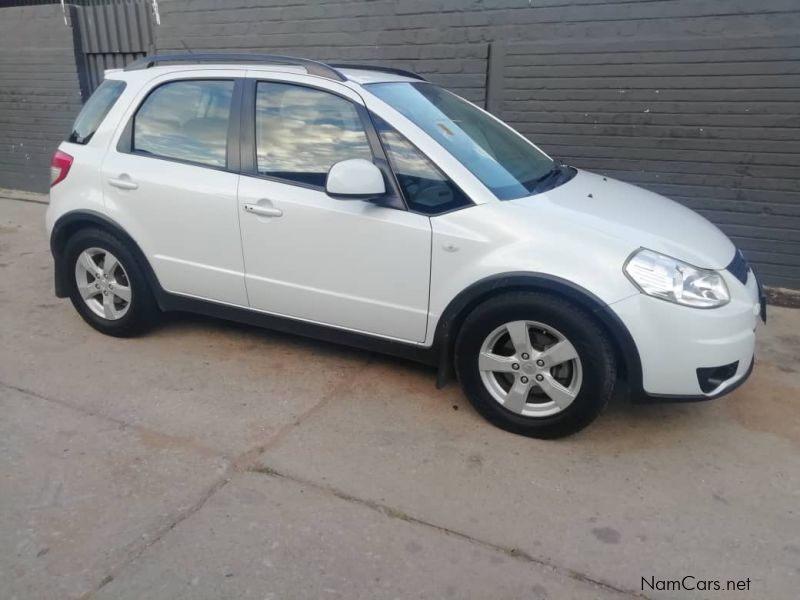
[455,292,616,438]
[64,228,158,337]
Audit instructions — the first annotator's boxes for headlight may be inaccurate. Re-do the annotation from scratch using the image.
[624,248,730,308]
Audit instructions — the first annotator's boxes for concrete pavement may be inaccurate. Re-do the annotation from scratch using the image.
[1,197,799,599]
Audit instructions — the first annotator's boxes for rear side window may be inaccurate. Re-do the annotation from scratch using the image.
[373,116,471,214]
[255,82,373,187]
[133,80,234,168]
[68,80,126,144]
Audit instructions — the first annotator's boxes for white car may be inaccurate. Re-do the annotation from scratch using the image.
[46,54,766,438]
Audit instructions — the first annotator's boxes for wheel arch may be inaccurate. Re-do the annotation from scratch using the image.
[433,272,643,394]
[50,210,163,302]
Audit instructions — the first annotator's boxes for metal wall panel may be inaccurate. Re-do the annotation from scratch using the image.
[151,0,800,288]
[74,0,153,94]
[0,3,83,192]
[496,34,800,288]
[3,0,800,288]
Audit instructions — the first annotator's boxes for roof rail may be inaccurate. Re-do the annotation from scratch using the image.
[124,53,346,82]
[329,63,427,82]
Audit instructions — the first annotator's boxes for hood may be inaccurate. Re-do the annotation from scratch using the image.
[510,169,736,269]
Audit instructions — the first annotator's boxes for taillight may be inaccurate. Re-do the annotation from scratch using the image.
[50,150,74,187]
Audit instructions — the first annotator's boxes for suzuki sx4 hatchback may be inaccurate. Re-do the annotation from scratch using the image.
[46,54,766,438]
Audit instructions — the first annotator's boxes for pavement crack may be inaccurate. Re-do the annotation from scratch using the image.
[1,367,372,599]
[233,355,375,471]
[249,464,650,599]
[0,380,229,461]
[0,380,243,598]
[81,474,234,599]
[1,380,130,427]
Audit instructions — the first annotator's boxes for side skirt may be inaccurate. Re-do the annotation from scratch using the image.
[157,291,440,367]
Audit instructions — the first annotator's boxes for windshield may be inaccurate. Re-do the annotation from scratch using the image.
[367,82,556,200]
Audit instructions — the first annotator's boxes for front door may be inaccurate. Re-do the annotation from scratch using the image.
[237,80,431,342]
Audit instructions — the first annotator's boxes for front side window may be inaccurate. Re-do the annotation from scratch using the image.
[255,82,373,187]
[373,116,471,214]
[133,80,234,168]
[68,79,126,144]
[368,82,557,200]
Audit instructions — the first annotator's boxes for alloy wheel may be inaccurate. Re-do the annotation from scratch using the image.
[74,247,132,320]
[478,320,583,417]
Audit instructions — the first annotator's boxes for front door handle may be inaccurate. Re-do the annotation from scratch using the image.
[108,175,138,190]
[244,203,283,218]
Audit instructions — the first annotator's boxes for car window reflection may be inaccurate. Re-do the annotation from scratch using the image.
[373,116,471,214]
[255,83,373,187]
[134,80,233,168]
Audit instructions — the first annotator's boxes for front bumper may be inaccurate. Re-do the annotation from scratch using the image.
[610,269,762,401]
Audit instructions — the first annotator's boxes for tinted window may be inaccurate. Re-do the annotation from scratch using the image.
[68,80,126,144]
[133,80,233,168]
[368,82,556,200]
[374,116,471,214]
[255,82,373,187]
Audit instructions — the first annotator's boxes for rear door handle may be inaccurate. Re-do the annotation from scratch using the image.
[244,203,283,218]
[108,176,138,190]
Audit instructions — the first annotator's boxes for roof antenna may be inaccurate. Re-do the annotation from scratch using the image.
[180,40,193,54]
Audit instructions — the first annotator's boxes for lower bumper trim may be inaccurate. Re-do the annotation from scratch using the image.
[632,356,754,404]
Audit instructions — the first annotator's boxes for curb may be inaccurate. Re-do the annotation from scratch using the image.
[764,287,800,309]
[0,187,48,205]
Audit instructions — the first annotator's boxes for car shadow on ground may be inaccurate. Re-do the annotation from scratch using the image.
[152,310,715,447]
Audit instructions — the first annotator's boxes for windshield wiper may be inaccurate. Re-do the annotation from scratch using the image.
[527,162,565,193]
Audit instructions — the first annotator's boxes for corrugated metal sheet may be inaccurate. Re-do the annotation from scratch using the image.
[76,0,153,54]
[83,51,142,90]
[72,0,153,92]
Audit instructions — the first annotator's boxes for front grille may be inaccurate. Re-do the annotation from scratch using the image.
[727,249,749,285]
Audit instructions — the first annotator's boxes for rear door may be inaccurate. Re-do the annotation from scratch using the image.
[237,77,432,342]
[102,72,248,306]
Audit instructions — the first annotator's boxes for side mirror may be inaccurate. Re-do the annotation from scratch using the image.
[326,159,386,200]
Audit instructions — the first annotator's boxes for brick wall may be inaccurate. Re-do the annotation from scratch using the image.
[0,4,84,193]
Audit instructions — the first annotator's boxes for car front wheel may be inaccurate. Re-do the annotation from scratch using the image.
[455,292,616,438]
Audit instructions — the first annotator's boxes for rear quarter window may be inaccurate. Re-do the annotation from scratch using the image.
[132,79,234,168]
[68,80,126,145]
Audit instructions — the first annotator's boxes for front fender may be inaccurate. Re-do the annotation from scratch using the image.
[428,202,642,390]
[430,271,643,395]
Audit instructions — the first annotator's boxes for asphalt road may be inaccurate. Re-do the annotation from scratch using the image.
[1,196,799,599]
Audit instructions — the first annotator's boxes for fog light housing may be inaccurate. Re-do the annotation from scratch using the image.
[697,361,739,393]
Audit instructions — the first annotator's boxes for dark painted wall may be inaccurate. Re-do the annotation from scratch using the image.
[0,4,83,192]
[1,0,799,288]
[152,0,800,289]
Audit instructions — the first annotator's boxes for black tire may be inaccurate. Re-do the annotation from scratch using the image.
[64,227,159,337]
[455,291,616,439]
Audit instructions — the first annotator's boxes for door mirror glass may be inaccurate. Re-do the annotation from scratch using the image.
[326,159,386,199]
